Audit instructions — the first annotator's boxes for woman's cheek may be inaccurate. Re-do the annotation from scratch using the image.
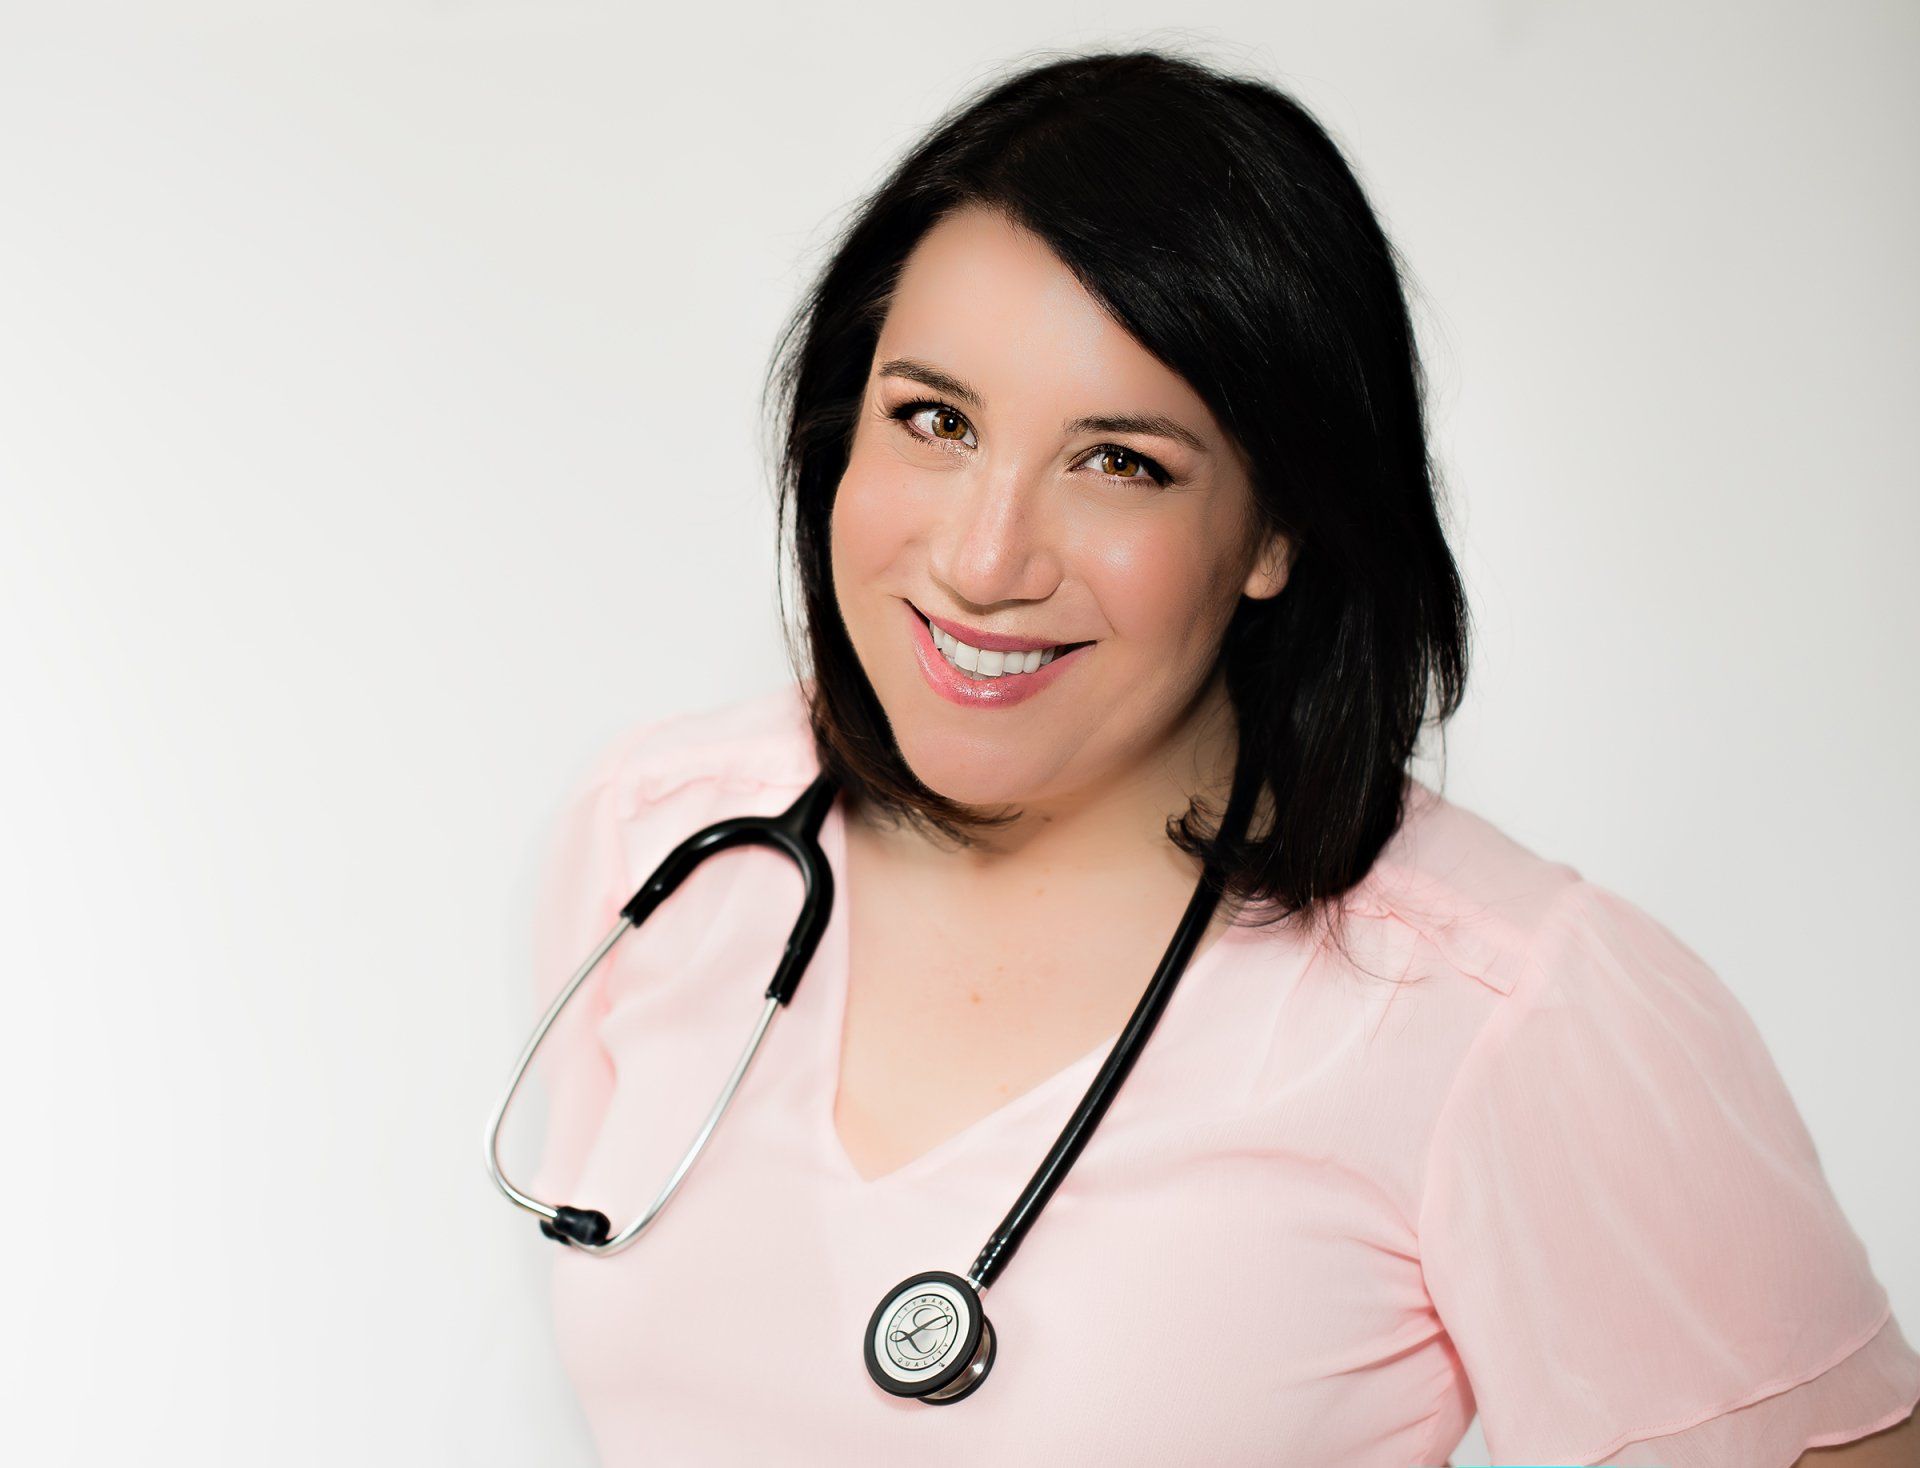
[833,467,920,575]
[1080,530,1207,647]
[828,476,880,588]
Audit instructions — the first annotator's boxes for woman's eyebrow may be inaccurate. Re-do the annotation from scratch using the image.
[1066,410,1208,456]
[877,356,1209,455]
[878,357,982,408]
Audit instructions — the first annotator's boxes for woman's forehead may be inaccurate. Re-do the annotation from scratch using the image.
[875,206,1221,442]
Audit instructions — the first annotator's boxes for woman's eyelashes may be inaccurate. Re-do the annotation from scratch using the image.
[885,397,1175,487]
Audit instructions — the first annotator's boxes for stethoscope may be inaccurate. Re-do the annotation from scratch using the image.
[485,749,1261,1405]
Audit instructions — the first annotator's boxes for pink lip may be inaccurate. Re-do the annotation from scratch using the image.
[901,599,1090,708]
[917,604,1088,654]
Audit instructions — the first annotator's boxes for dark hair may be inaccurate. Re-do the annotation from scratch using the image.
[762,46,1470,942]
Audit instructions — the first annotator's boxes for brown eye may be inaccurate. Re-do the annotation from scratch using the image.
[892,400,979,450]
[1088,445,1173,486]
[930,407,969,441]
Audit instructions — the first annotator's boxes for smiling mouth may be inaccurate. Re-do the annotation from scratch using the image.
[915,606,1094,678]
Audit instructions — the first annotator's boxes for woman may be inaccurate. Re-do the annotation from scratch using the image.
[516,50,1919,1466]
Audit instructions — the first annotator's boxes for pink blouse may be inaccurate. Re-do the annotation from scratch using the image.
[523,681,1918,1466]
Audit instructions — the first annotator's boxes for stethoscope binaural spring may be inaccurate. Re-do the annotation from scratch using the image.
[484,751,1261,1405]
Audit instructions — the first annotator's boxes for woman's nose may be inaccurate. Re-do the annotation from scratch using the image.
[925,463,1063,607]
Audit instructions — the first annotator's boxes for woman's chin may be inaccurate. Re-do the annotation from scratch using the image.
[894,744,1062,812]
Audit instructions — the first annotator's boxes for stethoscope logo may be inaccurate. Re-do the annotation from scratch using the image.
[866,1270,996,1403]
[884,1293,959,1371]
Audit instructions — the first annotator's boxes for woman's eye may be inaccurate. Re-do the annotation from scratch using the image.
[1084,445,1171,487]
[894,400,977,448]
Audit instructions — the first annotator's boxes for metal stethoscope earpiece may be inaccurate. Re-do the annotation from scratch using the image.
[486,749,1260,1405]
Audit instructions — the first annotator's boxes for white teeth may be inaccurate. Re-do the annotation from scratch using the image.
[927,619,1066,679]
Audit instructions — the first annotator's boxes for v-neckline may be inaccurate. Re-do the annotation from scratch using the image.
[817,794,1246,1189]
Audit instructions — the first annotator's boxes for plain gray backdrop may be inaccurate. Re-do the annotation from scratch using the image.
[1,2,1913,1463]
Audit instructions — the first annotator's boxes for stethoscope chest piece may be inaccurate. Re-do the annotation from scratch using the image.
[864,1270,996,1403]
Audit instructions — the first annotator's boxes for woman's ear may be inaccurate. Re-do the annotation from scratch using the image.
[1241,531,1293,601]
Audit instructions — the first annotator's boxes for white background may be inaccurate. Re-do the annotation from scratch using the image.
[1,2,1913,1464]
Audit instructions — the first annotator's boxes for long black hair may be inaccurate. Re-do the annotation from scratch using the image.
[763,47,1470,938]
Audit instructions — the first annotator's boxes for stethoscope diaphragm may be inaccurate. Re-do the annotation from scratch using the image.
[864,1270,996,1403]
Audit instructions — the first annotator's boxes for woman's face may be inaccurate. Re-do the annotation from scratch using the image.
[829,204,1289,812]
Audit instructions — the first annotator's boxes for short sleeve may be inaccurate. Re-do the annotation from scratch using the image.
[1417,880,1920,1467]
[520,743,645,1207]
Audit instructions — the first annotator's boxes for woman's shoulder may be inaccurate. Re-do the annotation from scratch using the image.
[1323,775,1588,1000]
[1344,778,1755,1058]
[1331,776,1733,1027]
[567,680,820,817]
